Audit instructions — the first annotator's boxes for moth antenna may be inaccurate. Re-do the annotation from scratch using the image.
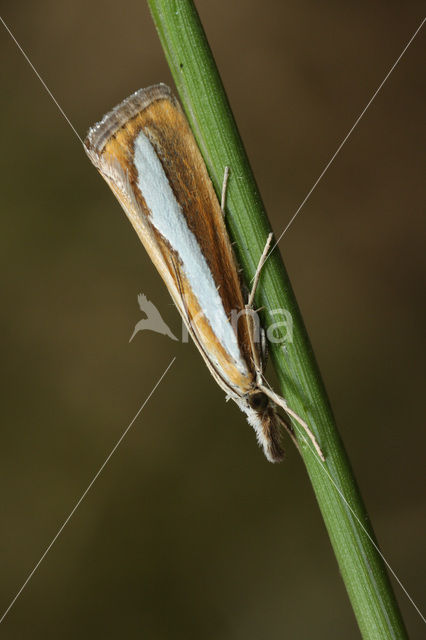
[221,166,230,214]
[243,233,274,384]
[247,232,273,308]
[260,385,325,462]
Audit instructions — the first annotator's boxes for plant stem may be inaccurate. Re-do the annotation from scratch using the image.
[147,1,408,638]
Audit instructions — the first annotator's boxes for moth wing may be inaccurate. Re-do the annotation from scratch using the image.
[84,85,255,397]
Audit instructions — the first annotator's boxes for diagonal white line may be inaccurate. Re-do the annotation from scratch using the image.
[0,357,176,625]
[266,16,425,261]
[0,15,83,144]
[261,375,426,623]
[256,16,426,620]
[2,6,425,627]
[297,422,426,623]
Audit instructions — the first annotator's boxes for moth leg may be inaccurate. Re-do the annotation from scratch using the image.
[247,232,273,309]
[276,412,300,452]
[245,232,274,383]
[244,308,263,385]
[260,325,269,370]
[220,166,231,216]
[259,384,325,462]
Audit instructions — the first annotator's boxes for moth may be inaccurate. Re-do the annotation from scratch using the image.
[84,83,324,463]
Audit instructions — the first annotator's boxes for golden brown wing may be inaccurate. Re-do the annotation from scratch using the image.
[84,84,255,395]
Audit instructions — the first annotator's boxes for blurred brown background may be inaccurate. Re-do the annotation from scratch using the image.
[0,1,424,638]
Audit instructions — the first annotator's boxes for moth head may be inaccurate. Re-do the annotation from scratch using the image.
[247,391,269,412]
[237,391,284,463]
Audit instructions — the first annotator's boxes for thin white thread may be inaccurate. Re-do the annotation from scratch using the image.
[0,357,176,625]
[0,15,83,144]
[256,18,426,621]
[265,17,425,263]
[302,428,426,624]
[265,373,426,623]
[2,8,424,625]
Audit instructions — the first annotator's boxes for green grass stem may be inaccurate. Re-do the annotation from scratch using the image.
[147,2,408,637]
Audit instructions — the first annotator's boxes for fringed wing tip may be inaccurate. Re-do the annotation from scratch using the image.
[84,83,174,156]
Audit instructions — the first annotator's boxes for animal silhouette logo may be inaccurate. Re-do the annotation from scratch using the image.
[129,293,178,342]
